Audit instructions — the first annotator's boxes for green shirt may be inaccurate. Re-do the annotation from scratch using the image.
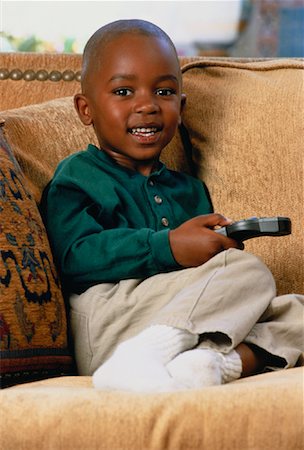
[41,144,213,294]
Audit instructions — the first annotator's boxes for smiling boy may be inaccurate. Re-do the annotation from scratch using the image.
[41,20,303,392]
[77,26,184,176]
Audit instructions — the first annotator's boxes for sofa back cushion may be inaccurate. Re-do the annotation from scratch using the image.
[181,58,304,295]
[0,57,303,298]
[0,98,99,202]
[0,128,74,387]
[0,52,82,111]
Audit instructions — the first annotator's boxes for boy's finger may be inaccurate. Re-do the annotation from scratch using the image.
[195,213,233,228]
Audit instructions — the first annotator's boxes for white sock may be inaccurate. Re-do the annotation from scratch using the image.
[166,348,242,389]
[93,325,198,392]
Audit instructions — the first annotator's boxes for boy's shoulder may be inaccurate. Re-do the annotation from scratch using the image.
[53,144,111,182]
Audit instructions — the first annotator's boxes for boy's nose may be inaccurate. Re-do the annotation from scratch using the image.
[134,94,159,114]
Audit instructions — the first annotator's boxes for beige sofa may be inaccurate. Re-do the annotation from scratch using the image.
[0,52,303,450]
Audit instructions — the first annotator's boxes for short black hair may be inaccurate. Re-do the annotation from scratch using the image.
[81,19,179,90]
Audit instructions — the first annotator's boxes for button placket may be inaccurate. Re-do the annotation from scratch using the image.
[146,178,170,228]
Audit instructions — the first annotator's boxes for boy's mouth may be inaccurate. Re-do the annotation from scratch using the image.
[129,127,159,137]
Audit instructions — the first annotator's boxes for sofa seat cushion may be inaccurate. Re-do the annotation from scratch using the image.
[0,367,302,450]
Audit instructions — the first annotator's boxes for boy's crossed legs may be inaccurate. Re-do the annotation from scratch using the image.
[70,249,304,392]
[92,324,244,392]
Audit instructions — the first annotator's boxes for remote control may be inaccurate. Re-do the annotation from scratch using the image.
[215,217,291,242]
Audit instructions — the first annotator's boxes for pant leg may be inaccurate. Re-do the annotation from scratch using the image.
[244,294,304,368]
[151,248,277,351]
[70,249,275,374]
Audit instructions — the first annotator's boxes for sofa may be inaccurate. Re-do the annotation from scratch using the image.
[0,52,303,450]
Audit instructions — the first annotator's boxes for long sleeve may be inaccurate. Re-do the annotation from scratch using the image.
[43,179,178,293]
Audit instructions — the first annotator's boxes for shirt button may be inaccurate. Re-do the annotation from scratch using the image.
[149,180,154,186]
[154,195,163,204]
[161,217,169,227]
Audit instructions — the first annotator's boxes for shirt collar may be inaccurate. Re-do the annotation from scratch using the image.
[87,144,167,179]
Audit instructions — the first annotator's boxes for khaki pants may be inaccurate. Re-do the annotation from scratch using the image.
[69,249,304,375]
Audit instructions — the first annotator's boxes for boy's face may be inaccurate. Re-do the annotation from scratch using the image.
[75,33,185,175]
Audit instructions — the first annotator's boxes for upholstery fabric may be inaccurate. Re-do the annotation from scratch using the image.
[0,368,303,450]
[0,51,303,448]
[1,58,303,294]
[0,53,204,111]
[181,59,304,295]
[0,97,98,202]
[0,52,82,111]
[0,128,74,388]
[0,97,189,203]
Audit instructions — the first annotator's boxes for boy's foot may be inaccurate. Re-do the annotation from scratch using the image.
[93,325,198,392]
[166,348,242,389]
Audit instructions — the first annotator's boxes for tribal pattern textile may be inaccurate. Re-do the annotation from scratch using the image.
[0,127,74,388]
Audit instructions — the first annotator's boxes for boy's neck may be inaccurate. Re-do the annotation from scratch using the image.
[101,148,160,176]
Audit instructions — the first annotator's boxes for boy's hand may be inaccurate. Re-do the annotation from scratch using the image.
[169,213,243,267]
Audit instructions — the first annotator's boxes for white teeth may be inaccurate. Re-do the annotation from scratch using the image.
[131,127,158,136]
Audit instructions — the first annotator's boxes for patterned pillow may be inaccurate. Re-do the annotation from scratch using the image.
[0,127,74,388]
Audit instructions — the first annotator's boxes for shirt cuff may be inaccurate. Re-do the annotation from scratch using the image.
[149,229,179,271]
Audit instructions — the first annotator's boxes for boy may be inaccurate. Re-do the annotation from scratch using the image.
[41,19,303,392]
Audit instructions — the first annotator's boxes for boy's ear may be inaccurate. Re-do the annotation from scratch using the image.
[74,93,93,126]
[178,93,187,125]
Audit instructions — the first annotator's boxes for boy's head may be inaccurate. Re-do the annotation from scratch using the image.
[81,20,180,91]
[75,19,186,175]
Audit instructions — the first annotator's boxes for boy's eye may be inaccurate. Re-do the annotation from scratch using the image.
[156,88,176,96]
[113,88,133,96]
